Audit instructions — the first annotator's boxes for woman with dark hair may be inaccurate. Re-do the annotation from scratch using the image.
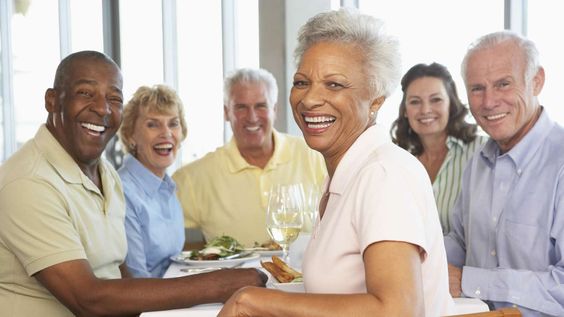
[390,62,487,233]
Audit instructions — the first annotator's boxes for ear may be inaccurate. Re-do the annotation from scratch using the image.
[370,96,386,113]
[45,88,58,113]
[272,102,278,120]
[223,105,229,122]
[532,66,545,96]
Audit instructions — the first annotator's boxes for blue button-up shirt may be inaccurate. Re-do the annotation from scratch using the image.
[445,109,564,317]
[118,155,185,277]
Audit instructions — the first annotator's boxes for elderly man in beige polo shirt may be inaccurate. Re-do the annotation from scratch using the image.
[0,50,265,317]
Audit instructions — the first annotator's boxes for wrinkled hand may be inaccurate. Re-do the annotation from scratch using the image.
[208,268,268,303]
[218,286,266,317]
[448,264,462,297]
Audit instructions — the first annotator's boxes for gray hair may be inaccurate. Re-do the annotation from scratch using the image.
[223,68,278,106]
[461,31,541,83]
[293,8,401,98]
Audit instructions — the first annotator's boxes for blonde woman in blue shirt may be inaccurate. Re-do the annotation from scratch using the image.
[118,85,187,277]
[391,63,487,233]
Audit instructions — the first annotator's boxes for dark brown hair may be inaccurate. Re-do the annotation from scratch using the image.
[390,62,477,156]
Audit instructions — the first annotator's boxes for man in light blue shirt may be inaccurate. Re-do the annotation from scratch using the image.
[444,31,564,317]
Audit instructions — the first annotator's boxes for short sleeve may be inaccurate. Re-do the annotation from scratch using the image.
[0,178,86,275]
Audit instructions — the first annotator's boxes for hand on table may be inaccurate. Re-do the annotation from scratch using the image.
[448,264,462,297]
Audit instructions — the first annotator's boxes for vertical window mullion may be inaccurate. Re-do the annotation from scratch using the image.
[0,0,16,160]
[58,0,71,58]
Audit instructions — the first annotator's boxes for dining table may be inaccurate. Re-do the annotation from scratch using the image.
[139,253,490,317]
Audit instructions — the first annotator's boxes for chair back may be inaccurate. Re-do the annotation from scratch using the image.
[446,307,521,317]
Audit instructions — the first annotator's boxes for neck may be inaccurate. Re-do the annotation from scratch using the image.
[419,133,448,160]
[239,136,275,169]
[79,162,103,192]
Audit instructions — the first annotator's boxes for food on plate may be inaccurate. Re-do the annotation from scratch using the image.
[261,256,302,283]
[189,235,244,260]
[253,240,283,250]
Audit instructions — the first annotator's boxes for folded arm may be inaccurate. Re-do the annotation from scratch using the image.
[218,241,425,317]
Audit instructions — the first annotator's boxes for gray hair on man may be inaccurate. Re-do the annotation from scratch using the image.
[223,68,278,106]
[461,30,541,83]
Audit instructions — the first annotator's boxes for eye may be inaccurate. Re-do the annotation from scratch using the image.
[408,99,421,106]
[292,80,308,88]
[147,121,158,128]
[431,97,443,104]
[77,90,92,97]
[326,82,344,89]
[470,86,484,93]
[169,119,180,128]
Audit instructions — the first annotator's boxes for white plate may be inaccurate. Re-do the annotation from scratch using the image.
[170,251,260,267]
[255,249,284,257]
[271,282,305,293]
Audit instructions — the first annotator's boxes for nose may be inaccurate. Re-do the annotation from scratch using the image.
[247,107,259,121]
[296,84,324,110]
[482,88,499,109]
[420,101,432,114]
[91,96,112,116]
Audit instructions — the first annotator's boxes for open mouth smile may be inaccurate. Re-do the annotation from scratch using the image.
[303,115,336,129]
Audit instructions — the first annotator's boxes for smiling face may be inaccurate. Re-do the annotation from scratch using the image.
[465,40,544,152]
[290,41,382,171]
[224,82,276,156]
[45,56,123,169]
[404,76,450,140]
[131,107,182,178]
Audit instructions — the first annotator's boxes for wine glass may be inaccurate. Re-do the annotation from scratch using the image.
[266,183,304,263]
[301,183,322,233]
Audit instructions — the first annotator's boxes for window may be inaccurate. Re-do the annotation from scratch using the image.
[176,0,259,164]
[70,0,103,53]
[119,0,164,101]
[12,0,60,148]
[359,0,504,134]
[527,1,564,125]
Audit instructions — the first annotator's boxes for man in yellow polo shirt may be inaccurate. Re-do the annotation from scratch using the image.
[173,68,327,247]
[0,51,265,316]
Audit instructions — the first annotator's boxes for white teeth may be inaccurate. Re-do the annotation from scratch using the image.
[307,122,333,129]
[419,118,436,124]
[304,116,336,123]
[246,126,260,132]
[81,122,105,132]
[154,143,173,149]
[485,113,507,121]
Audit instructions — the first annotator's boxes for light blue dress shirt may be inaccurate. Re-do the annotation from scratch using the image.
[444,109,564,317]
[118,155,185,277]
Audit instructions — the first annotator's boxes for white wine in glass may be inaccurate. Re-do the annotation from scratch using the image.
[266,184,304,263]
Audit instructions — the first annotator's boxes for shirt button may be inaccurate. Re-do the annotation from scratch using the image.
[491,250,496,256]
[492,216,497,222]
[475,289,481,296]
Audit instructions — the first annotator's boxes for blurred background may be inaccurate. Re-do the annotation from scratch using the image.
[1,0,562,170]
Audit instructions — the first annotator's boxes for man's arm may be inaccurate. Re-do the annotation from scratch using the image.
[35,259,266,316]
[452,169,564,316]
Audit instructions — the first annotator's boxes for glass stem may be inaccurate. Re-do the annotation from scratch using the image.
[282,245,290,263]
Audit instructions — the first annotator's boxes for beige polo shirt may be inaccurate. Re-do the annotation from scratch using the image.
[0,125,127,317]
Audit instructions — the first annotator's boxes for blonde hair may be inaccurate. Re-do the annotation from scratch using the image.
[119,84,187,154]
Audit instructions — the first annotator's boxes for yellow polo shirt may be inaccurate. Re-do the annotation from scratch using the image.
[0,125,127,317]
[172,131,327,246]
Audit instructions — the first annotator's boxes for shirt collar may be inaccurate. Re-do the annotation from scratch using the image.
[34,124,115,195]
[225,129,290,173]
[122,154,175,196]
[446,135,465,150]
[480,107,553,171]
[331,124,389,195]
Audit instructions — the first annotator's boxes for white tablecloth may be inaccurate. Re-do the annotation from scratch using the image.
[140,259,489,316]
